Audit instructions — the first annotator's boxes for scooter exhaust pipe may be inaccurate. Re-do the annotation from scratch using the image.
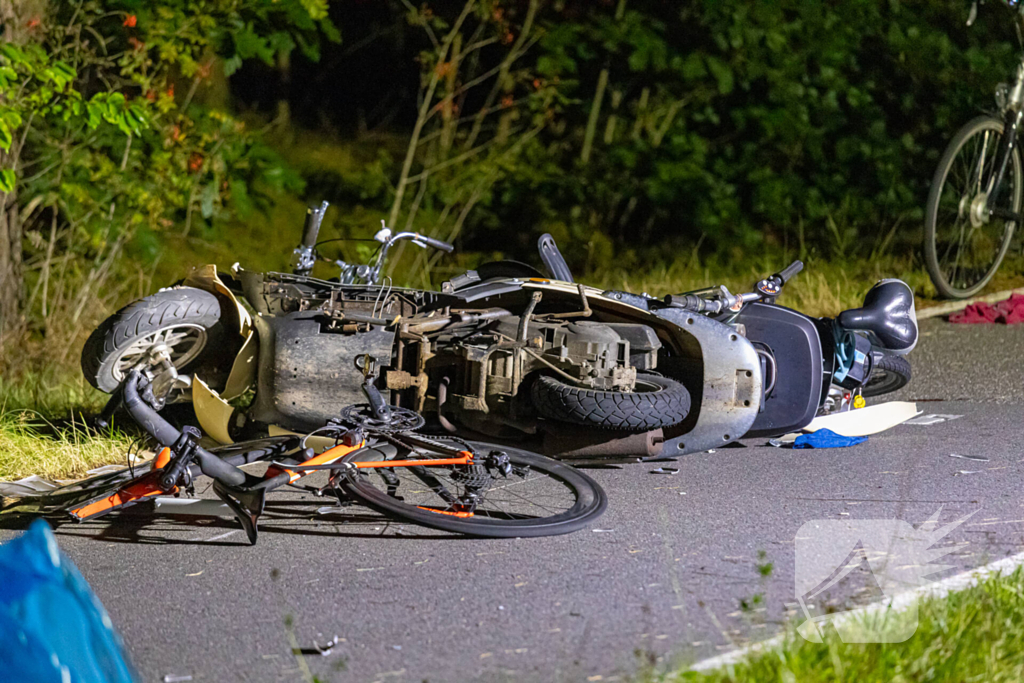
[541,426,664,459]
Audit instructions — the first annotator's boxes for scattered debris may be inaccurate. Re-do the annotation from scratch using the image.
[163,676,193,683]
[650,467,678,475]
[292,636,341,657]
[905,414,963,426]
[592,528,614,533]
[85,465,129,476]
[777,401,920,442]
[0,475,58,498]
[498,606,505,611]
[767,439,786,448]
[949,453,989,462]
[185,571,203,577]
[793,429,867,449]
[954,470,983,476]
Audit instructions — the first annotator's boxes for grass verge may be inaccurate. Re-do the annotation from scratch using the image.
[0,410,130,483]
[658,567,1024,682]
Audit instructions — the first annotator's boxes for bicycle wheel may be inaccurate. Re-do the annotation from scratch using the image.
[925,115,1021,299]
[338,438,607,537]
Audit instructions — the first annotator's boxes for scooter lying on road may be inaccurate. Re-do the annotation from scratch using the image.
[81,202,917,461]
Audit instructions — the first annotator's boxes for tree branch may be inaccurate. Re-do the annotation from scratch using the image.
[387,0,475,229]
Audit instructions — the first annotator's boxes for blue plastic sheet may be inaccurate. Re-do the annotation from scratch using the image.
[0,519,136,683]
[793,428,868,449]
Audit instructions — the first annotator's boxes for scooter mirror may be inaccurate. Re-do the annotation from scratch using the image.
[374,220,392,243]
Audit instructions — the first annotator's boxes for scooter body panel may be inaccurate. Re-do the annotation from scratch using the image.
[652,308,763,455]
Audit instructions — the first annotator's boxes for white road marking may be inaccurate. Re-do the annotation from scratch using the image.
[689,548,1024,672]
[187,529,240,543]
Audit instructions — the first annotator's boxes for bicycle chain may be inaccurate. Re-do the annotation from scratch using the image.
[374,430,476,458]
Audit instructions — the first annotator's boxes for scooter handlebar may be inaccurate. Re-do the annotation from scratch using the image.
[300,201,330,248]
[412,233,455,253]
[777,260,804,284]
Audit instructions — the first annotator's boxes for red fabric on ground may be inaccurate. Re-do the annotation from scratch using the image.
[949,293,1024,324]
[995,293,1024,324]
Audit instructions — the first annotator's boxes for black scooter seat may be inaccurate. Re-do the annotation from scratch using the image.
[837,279,918,353]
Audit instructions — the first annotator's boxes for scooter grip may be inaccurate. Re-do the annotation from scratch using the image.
[778,260,804,283]
[415,234,455,253]
[301,201,329,247]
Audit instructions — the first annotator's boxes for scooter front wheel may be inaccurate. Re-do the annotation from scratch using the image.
[81,287,231,393]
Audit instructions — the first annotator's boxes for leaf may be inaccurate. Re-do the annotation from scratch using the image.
[199,182,217,219]
[0,169,15,193]
[299,0,329,21]
[222,55,243,77]
[705,56,734,95]
[0,119,11,152]
[0,66,17,89]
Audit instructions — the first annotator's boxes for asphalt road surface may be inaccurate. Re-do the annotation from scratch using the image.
[3,317,1023,682]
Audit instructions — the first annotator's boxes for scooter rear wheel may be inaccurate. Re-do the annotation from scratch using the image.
[531,372,690,431]
[861,351,912,398]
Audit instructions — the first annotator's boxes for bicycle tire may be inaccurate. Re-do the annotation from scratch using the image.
[338,439,607,538]
[861,351,912,398]
[925,115,1020,299]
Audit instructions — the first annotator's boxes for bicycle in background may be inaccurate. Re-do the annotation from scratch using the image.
[925,0,1024,298]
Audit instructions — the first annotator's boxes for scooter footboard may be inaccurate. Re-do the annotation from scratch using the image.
[732,302,833,438]
[653,310,762,456]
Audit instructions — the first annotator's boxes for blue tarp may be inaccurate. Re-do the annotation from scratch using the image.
[0,519,135,683]
[793,428,868,449]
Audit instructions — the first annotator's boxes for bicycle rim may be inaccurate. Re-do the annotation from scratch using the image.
[926,117,1020,298]
[339,438,607,537]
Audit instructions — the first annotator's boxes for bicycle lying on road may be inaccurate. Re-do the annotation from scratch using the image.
[925,0,1024,298]
[4,368,606,544]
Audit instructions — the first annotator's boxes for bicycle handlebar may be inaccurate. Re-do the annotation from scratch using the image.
[121,370,246,489]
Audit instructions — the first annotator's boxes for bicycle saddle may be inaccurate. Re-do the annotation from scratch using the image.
[837,279,918,354]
